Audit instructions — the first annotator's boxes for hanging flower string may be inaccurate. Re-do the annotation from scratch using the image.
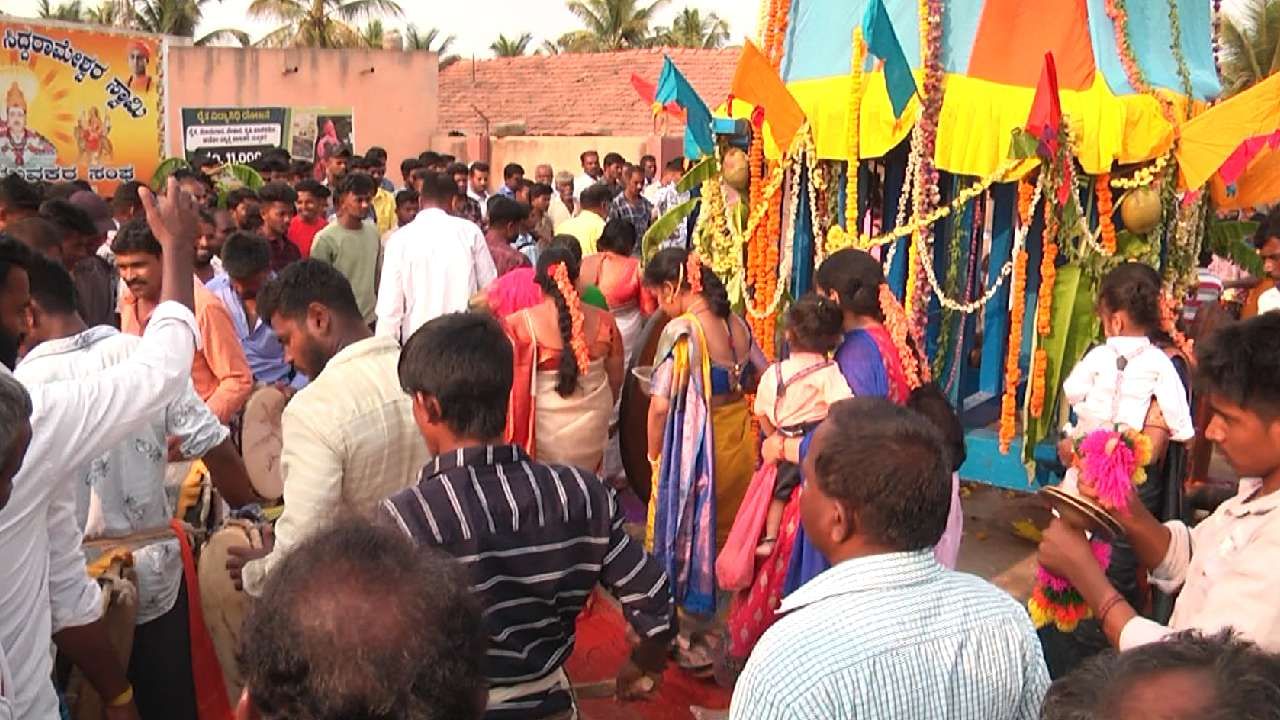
[998,174,1040,453]
[845,28,865,241]
[1029,428,1153,631]
[551,262,590,374]
[880,284,925,389]
[1095,175,1117,255]
[1160,291,1195,359]
[686,251,704,294]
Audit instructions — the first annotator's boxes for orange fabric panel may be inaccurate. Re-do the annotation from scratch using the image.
[967,0,1096,91]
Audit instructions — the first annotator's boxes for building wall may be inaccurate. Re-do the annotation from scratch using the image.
[429,134,684,190]
[165,46,438,167]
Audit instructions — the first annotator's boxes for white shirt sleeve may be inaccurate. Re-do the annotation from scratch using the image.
[374,233,406,343]
[471,225,498,291]
[1061,345,1101,409]
[29,301,199,475]
[45,459,101,633]
[241,401,345,597]
[1151,357,1195,441]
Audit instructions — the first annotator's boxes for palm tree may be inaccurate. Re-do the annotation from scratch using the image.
[86,0,128,25]
[403,23,460,68]
[1220,0,1280,95]
[126,0,248,46]
[37,0,87,20]
[249,0,404,49]
[654,7,730,49]
[565,0,670,51]
[490,32,532,57]
[361,18,385,48]
[540,30,597,54]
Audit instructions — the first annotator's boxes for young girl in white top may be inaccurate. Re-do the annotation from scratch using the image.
[1062,263,1195,457]
[751,294,853,555]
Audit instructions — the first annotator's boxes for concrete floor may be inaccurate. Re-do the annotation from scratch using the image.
[954,483,1049,601]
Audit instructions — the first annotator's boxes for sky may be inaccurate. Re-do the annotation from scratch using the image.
[6,0,1251,58]
[6,0,763,57]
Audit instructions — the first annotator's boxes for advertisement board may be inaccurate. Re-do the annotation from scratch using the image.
[180,106,288,165]
[0,20,164,192]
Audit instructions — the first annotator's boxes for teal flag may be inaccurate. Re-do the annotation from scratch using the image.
[655,57,715,160]
[862,0,918,118]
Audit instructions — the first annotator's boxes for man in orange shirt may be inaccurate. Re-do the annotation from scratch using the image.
[113,218,252,423]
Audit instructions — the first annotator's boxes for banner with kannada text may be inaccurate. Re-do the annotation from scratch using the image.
[1,20,164,193]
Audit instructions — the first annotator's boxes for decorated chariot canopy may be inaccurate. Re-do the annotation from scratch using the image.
[779,0,1221,177]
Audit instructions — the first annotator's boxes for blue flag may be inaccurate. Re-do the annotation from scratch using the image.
[655,57,715,160]
[862,0,918,119]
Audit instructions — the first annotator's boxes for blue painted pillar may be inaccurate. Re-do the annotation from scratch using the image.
[792,159,814,295]
[977,184,1016,399]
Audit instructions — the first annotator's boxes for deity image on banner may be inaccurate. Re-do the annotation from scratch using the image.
[1,78,58,170]
[75,106,114,166]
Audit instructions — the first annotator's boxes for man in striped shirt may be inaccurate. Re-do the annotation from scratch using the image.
[382,313,674,719]
[731,398,1049,720]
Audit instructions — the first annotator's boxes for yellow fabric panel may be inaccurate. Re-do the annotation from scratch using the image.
[1177,72,1280,190]
[785,71,1182,177]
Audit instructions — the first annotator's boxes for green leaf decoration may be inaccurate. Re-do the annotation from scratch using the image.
[151,157,192,192]
[1205,219,1262,276]
[213,163,265,209]
[1008,128,1039,160]
[676,156,719,194]
[642,197,699,261]
[1022,265,1100,467]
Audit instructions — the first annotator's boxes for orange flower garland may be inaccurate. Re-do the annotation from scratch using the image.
[1029,348,1049,418]
[1160,292,1195,360]
[999,248,1030,453]
[880,285,924,390]
[551,263,590,373]
[1018,178,1037,226]
[1036,215,1059,338]
[1095,175,1117,255]
[686,252,704,294]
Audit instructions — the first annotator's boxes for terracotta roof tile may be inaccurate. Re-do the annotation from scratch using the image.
[438,47,739,137]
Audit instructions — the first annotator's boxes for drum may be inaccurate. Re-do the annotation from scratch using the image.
[67,554,138,720]
[618,311,670,502]
[241,386,287,502]
[197,519,262,707]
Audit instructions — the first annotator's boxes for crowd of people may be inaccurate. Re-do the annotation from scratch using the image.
[0,140,1279,720]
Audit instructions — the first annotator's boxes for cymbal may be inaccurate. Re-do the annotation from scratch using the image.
[1039,485,1124,541]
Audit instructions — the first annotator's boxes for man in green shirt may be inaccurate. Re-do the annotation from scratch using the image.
[310,173,381,326]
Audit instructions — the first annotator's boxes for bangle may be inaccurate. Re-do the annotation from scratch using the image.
[107,685,134,707]
[1096,592,1125,628]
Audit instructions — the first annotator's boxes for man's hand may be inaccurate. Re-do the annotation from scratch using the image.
[616,659,660,701]
[1056,438,1075,467]
[761,434,785,465]
[104,700,142,720]
[1036,517,1102,584]
[226,524,274,591]
[273,380,298,402]
[139,177,199,252]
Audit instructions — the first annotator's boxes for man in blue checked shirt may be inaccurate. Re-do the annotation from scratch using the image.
[731,398,1049,719]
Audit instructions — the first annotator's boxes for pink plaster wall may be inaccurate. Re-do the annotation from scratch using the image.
[165,46,438,166]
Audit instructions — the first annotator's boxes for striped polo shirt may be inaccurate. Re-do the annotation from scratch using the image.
[382,444,674,719]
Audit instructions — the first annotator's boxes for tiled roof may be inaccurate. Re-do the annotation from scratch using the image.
[438,47,740,136]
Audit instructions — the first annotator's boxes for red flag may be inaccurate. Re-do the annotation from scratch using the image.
[1025,52,1073,203]
[1025,52,1062,155]
[630,73,682,117]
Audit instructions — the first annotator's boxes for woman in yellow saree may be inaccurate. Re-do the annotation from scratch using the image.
[643,248,763,674]
[504,246,625,472]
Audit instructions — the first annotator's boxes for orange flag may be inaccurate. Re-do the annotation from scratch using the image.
[730,41,806,151]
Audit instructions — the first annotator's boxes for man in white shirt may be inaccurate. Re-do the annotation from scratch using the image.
[0,178,202,719]
[15,252,257,718]
[0,371,31,719]
[549,170,576,228]
[375,172,497,343]
[467,161,491,222]
[229,260,427,596]
[573,150,602,199]
[1039,312,1280,653]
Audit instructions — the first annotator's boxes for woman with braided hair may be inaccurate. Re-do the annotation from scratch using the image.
[643,247,765,675]
[504,246,624,472]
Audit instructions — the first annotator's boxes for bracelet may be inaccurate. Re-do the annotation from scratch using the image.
[1096,592,1125,628]
[107,685,134,707]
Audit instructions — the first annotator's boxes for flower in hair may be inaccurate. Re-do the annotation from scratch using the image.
[879,284,923,389]
[686,252,703,294]
[552,263,590,373]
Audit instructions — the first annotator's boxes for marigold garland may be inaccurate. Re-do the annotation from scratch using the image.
[1160,291,1194,359]
[686,251,704,294]
[845,28,865,242]
[999,246,1030,453]
[1095,175,1117,255]
[1105,0,1176,126]
[551,263,590,374]
[880,285,925,390]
